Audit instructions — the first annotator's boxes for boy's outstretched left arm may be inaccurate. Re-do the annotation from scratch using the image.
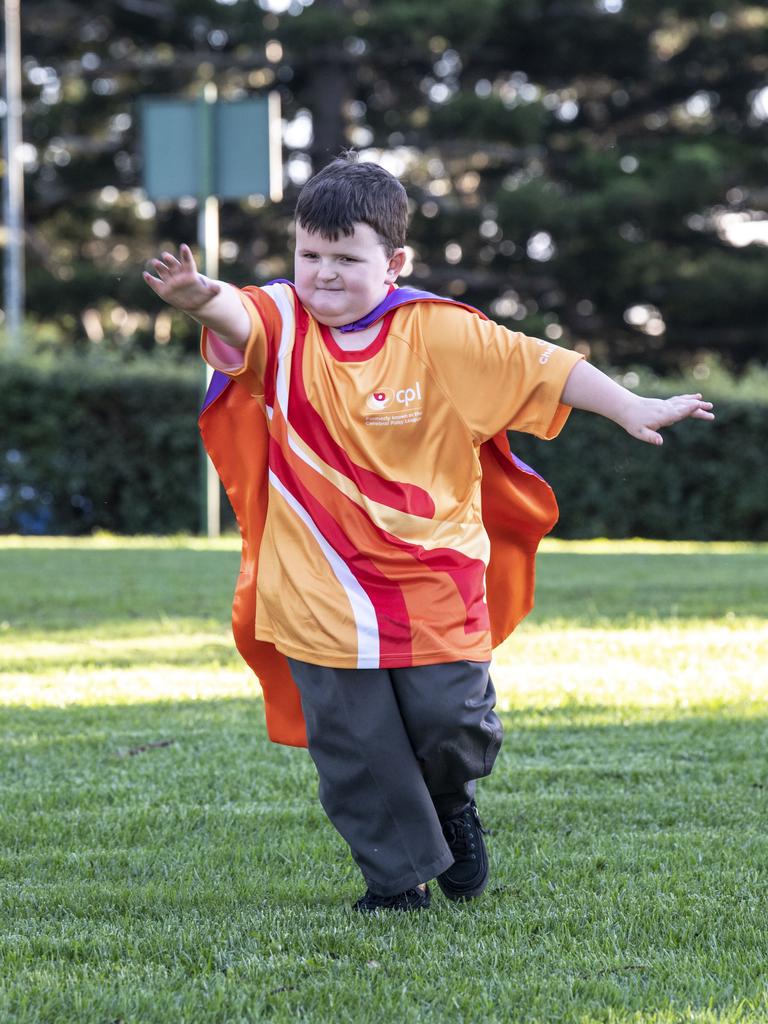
[561,360,714,446]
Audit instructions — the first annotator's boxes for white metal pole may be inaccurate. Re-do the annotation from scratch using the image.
[2,0,25,351]
[199,195,221,539]
[198,82,221,538]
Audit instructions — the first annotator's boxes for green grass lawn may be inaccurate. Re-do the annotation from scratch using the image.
[1,536,767,1024]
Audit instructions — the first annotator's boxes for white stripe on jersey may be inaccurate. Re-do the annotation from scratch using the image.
[268,469,381,669]
[261,282,295,420]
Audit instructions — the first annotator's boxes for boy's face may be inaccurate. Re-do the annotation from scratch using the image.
[294,222,406,327]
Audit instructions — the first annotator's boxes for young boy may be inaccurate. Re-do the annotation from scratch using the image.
[143,156,713,912]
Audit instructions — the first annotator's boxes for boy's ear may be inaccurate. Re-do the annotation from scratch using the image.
[386,247,407,282]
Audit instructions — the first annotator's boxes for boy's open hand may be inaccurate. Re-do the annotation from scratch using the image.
[623,394,715,446]
[142,244,221,312]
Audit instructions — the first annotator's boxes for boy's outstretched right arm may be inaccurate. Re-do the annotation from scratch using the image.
[142,244,251,349]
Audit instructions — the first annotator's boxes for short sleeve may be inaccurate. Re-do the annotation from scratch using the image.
[200,286,283,398]
[422,304,584,442]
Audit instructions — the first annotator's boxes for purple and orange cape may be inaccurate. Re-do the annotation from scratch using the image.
[199,287,559,747]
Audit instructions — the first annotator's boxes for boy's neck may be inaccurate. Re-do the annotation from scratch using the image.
[325,285,396,350]
[328,322,383,350]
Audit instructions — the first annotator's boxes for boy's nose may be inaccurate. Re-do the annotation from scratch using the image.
[317,262,338,281]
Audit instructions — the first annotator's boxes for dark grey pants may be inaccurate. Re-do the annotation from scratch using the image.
[286,658,503,896]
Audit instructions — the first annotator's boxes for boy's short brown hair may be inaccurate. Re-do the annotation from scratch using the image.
[295,153,408,257]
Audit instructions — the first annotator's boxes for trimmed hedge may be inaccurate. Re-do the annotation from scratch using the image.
[1,355,766,538]
[512,401,765,540]
[1,356,206,535]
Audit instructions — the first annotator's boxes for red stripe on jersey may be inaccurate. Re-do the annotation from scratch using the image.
[271,421,488,643]
[413,544,489,635]
[269,438,414,664]
[284,298,436,519]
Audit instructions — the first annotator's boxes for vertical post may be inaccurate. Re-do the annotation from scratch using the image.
[198,82,221,538]
[2,0,25,352]
[268,92,284,203]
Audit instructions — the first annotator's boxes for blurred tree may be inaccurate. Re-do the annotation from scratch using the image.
[4,0,768,370]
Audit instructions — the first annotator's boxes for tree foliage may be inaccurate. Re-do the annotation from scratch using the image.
[6,0,768,370]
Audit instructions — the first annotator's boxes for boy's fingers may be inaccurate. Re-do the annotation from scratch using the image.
[665,397,711,423]
[142,271,164,293]
[679,396,714,414]
[161,250,181,269]
[149,258,172,280]
[180,244,196,267]
[676,399,714,421]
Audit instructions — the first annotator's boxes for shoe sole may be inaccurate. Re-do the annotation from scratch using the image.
[353,886,431,912]
[436,869,489,902]
[353,901,430,912]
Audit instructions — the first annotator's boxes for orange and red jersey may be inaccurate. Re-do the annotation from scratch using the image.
[202,282,582,673]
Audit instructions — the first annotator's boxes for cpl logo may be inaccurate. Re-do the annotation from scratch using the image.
[366,387,394,411]
[366,383,423,411]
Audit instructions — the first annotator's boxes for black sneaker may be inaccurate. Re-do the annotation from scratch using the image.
[436,800,490,901]
[353,885,431,912]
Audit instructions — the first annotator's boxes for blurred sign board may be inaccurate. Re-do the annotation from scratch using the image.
[140,94,282,201]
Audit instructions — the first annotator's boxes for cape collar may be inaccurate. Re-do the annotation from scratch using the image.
[267,280,482,332]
